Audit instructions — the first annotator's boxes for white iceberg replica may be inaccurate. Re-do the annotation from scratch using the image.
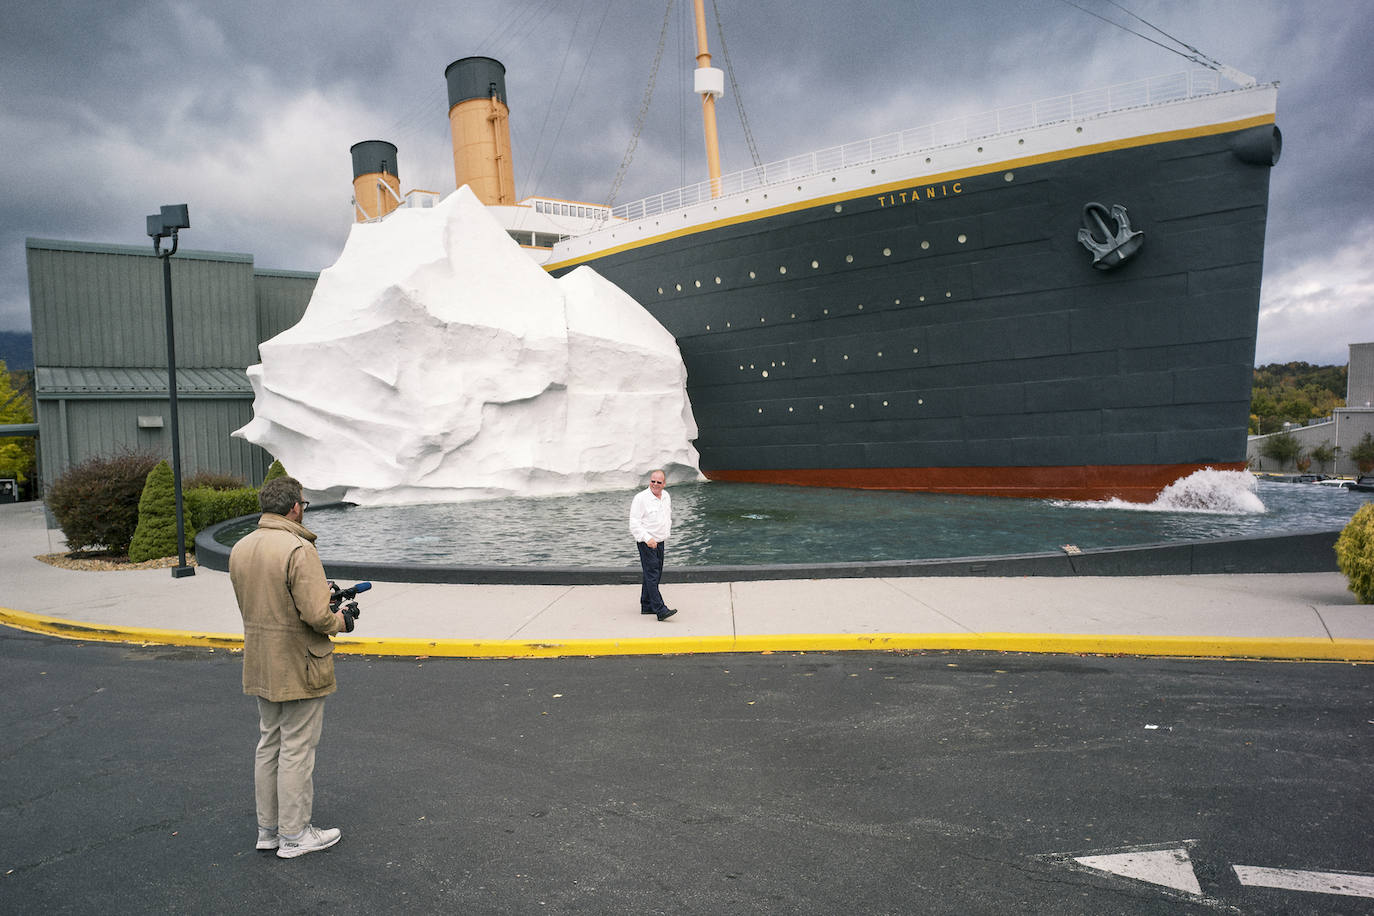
[235,186,700,505]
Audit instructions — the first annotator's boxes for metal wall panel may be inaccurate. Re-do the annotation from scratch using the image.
[253,271,317,346]
[26,240,257,369]
[38,395,272,490]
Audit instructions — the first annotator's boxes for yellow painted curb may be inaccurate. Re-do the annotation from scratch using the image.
[3,607,1372,662]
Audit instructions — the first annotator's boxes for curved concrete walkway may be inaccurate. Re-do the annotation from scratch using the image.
[3,501,1371,661]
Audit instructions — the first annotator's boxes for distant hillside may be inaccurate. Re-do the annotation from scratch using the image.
[1250,361,1347,435]
[0,331,33,372]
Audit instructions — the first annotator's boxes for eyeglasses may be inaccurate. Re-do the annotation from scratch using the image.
[298,500,311,509]
[650,480,665,486]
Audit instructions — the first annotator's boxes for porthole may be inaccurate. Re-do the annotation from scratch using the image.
[757,408,763,414]
[762,370,769,378]
[946,291,952,298]
[883,248,892,257]
[749,271,756,279]
[727,321,732,327]
[760,317,766,323]
[882,400,889,407]
[918,398,925,405]
[749,363,754,369]
[715,276,722,284]
[811,357,817,364]
[877,351,883,357]
[912,347,919,354]
[919,295,926,302]
[921,240,930,250]
[779,266,787,275]
[780,360,787,366]
[977,146,983,152]
[788,407,794,413]
[706,324,711,330]
[894,299,901,305]
[857,303,864,310]
[796,185,802,191]
[1004,172,1014,181]
[694,280,701,288]
[790,313,796,319]
[811,260,819,269]
[957,234,967,244]
[843,354,849,360]
[925,157,932,164]
[1076,127,1083,133]
[818,404,824,411]
[674,283,682,291]
[657,287,664,294]
[771,362,776,367]
[845,254,854,263]
[849,403,856,409]
[834,203,842,212]
[823,308,829,315]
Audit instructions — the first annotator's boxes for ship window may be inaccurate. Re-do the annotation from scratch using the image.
[918,398,925,405]
[834,204,842,213]
[1005,171,1015,181]
[694,280,701,288]
[811,260,819,269]
[883,248,892,257]
[715,276,721,284]
[958,234,968,244]
[845,254,854,263]
[749,271,756,279]
[921,241,930,250]
[779,266,787,274]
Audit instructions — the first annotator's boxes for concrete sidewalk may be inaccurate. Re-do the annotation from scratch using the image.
[2,500,1371,660]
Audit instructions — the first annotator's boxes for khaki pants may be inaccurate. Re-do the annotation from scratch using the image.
[255,696,327,835]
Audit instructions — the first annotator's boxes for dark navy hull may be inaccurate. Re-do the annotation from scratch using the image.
[550,107,1278,500]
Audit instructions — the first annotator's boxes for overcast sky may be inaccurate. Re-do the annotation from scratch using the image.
[2,0,1370,365]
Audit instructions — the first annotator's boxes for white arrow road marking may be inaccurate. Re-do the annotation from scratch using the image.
[1233,866,1374,898]
[1073,847,1202,895]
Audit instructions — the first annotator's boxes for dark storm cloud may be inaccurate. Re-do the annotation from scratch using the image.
[1,0,1369,363]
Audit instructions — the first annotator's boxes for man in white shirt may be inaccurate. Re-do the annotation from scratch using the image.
[629,469,676,621]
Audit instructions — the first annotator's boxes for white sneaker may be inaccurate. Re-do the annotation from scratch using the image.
[276,825,341,859]
[256,826,279,851]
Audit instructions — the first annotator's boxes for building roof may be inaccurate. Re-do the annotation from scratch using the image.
[36,366,251,398]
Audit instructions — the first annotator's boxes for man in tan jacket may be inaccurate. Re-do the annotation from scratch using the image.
[230,475,346,859]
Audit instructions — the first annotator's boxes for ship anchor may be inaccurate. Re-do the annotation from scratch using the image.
[1077,202,1144,269]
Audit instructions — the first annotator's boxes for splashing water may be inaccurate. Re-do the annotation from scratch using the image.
[1057,469,1266,514]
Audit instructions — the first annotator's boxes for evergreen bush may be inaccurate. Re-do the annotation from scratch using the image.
[263,460,287,483]
[1335,502,1374,604]
[47,451,161,554]
[186,486,261,531]
[184,470,246,491]
[129,460,192,562]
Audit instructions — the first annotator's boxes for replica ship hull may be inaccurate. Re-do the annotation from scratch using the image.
[544,79,1281,501]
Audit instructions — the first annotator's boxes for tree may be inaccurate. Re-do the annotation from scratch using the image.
[1259,430,1301,469]
[1351,433,1374,474]
[0,360,36,493]
[263,459,287,483]
[1309,441,1337,473]
[1335,503,1374,603]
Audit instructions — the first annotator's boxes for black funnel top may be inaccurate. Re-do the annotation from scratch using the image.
[350,140,399,180]
[445,57,507,109]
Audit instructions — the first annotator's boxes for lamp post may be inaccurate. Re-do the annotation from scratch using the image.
[146,204,195,579]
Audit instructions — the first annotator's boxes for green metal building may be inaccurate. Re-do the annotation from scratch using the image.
[25,238,316,489]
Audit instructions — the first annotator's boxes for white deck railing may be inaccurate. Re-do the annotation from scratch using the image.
[605,70,1227,224]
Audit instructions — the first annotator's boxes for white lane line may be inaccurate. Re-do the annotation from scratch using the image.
[1234,865,1374,898]
[1074,848,1202,895]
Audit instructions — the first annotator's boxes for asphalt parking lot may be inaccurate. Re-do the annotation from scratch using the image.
[2,629,1371,914]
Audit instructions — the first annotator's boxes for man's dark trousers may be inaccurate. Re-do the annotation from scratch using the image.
[637,540,668,615]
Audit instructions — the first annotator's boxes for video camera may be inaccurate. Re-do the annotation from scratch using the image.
[328,580,370,633]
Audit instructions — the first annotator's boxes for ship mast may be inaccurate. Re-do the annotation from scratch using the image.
[692,0,725,196]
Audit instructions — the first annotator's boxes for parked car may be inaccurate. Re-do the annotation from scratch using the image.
[1350,476,1374,493]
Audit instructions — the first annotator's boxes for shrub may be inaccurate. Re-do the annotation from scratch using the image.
[1335,502,1374,604]
[263,459,287,483]
[1259,430,1301,468]
[186,486,261,531]
[47,451,161,554]
[129,460,194,562]
[1351,433,1374,474]
[184,469,247,491]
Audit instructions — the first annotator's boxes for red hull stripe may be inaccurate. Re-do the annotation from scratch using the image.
[701,463,1247,503]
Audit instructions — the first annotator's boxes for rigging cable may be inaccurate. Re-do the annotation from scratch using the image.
[1055,0,1214,69]
[711,0,762,170]
[606,0,676,207]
